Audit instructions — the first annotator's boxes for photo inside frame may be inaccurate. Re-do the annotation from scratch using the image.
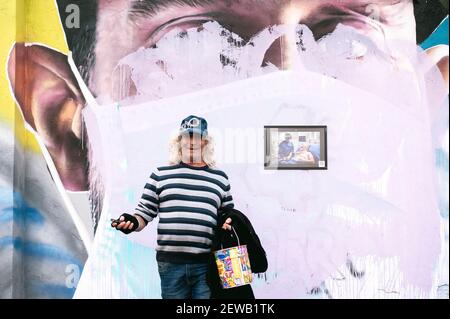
[265,126,327,170]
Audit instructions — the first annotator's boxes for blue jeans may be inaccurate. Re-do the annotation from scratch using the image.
[157,261,211,299]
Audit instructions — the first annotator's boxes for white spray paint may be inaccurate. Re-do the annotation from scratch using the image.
[76,22,448,298]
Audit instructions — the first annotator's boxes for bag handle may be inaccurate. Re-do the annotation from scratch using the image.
[220,226,240,250]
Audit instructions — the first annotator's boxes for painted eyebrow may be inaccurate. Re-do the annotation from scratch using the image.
[128,0,215,21]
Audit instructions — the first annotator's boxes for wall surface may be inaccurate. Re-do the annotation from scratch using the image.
[0,0,448,299]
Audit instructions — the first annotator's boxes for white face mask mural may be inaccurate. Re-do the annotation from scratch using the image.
[75,20,448,298]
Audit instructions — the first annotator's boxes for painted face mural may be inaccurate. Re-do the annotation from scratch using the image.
[1,0,449,298]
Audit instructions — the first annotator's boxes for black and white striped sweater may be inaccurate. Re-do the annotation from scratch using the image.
[134,161,234,263]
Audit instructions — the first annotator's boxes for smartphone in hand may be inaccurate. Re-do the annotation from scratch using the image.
[111,218,122,227]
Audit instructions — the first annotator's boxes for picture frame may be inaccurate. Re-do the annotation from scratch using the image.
[264,125,328,170]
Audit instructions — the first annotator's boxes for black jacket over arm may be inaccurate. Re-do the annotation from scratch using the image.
[207,207,268,299]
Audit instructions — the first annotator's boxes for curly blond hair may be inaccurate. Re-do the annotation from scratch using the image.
[168,133,216,167]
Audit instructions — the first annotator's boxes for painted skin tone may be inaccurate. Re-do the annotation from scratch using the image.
[95,0,420,99]
[112,133,233,232]
[7,0,448,192]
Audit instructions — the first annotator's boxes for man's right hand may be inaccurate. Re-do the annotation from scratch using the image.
[111,213,139,234]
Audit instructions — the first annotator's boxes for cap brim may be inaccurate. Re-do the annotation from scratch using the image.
[180,128,207,136]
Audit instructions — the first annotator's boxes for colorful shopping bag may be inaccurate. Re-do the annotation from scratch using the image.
[213,227,253,289]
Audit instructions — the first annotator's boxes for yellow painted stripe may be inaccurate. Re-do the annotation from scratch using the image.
[0,0,69,152]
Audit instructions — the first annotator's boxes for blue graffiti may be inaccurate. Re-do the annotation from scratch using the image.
[0,189,45,226]
[435,148,449,169]
[29,283,76,299]
[435,149,449,219]
[0,236,83,270]
[421,16,449,49]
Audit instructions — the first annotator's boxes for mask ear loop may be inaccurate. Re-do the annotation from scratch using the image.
[67,52,98,152]
[67,52,130,237]
[67,52,98,108]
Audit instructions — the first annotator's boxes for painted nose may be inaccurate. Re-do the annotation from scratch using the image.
[261,37,288,69]
[261,6,304,70]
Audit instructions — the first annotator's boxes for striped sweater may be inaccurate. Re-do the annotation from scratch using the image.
[134,161,234,263]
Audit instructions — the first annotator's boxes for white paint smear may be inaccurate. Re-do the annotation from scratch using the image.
[76,22,448,298]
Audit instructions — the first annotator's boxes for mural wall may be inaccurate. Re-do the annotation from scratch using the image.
[0,0,448,299]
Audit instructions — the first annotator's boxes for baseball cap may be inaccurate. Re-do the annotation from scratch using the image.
[180,115,208,136]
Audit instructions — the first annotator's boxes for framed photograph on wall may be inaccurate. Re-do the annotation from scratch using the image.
[264,126,328,170]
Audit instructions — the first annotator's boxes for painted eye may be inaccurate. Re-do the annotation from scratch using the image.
[147,14,219,47]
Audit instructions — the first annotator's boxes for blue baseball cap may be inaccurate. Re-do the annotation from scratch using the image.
[180,115,208,136]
